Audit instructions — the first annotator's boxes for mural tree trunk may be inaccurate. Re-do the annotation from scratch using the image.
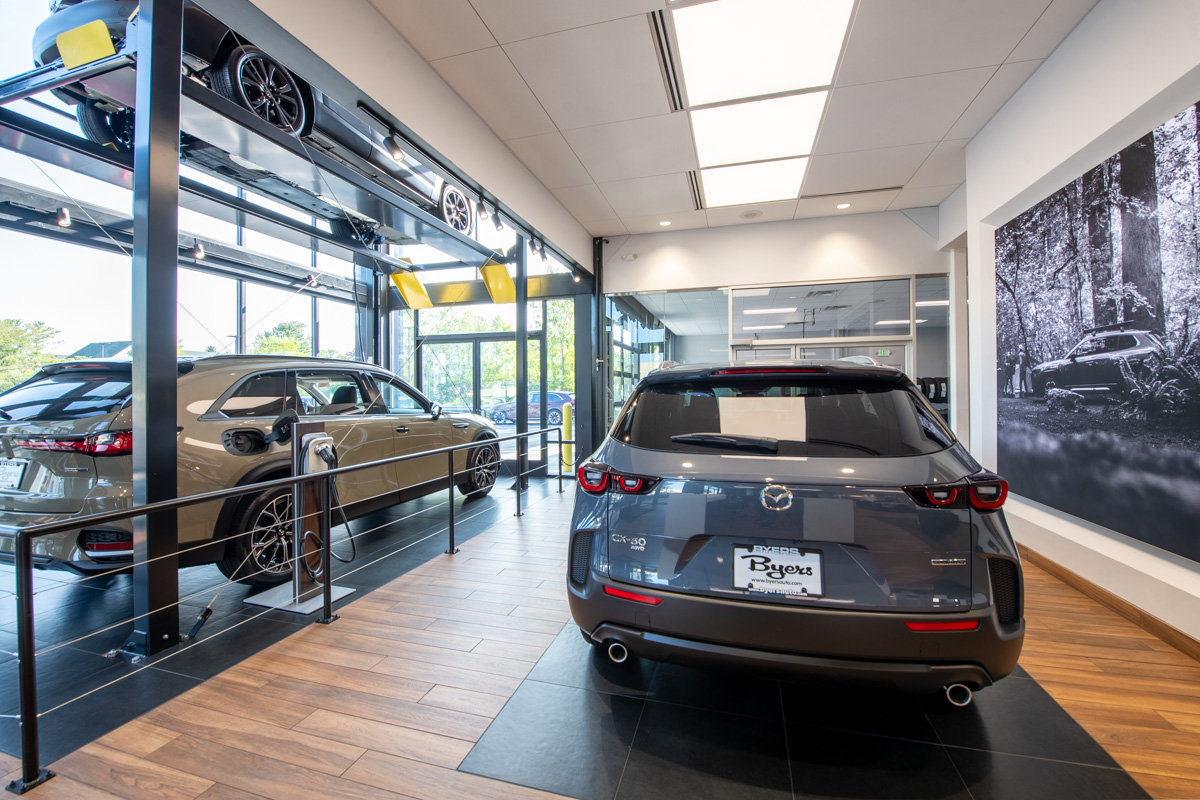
[1119,132,1165,331]
[1084,163,1117,328]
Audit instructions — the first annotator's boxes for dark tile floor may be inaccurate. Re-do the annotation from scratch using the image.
[0,474,559,763]
[460,625,1152,800]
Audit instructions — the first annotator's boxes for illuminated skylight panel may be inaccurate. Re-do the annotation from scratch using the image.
[673,0,854,106]
[691,92,826,168]
[701,158,808,207]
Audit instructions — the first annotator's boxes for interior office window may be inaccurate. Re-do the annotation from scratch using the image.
[177,269,236,355]
[732,279,912,340]
[243,282,314,356]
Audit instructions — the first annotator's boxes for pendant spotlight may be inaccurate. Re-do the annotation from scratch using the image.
[540,244,549,263]
[493,212,504,232]
[476,201,489,221]
[529,240,540,256]
[192,238,205,260]
[56,207,71,227]
[384,134,406,162]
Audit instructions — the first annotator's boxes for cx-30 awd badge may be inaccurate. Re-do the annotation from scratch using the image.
[760,484,793,511]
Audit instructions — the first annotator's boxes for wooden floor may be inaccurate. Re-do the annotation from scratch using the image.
[2,492,1198,799]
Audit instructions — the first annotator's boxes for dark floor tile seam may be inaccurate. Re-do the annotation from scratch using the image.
[778,682,797,800]
[916,689,977,800]
[938,742,1133,772]
[609,690,648,800]
[786,719,952,749]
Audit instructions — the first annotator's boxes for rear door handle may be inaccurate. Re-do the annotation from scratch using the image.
[395,427,410,433]
[452,423,469,428]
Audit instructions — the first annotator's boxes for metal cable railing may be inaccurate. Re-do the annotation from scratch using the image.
[0,425,571,793]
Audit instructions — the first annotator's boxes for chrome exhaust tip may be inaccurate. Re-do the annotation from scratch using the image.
[945,683,973,707]
[607,641,628,664]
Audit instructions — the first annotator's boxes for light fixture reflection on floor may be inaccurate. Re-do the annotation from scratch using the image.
[56,207,71,227]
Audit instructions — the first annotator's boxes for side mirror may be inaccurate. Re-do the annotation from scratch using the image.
[430,402,443,419]
[264,409,299,445]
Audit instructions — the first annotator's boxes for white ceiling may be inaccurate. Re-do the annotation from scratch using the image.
[367,0,1099,237]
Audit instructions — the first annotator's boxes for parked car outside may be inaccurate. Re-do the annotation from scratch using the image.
[1031,329,1164,396]
[0,355,498,585]
[488,391,575,425]
[567,361,1023,703]
[32,0,475,238]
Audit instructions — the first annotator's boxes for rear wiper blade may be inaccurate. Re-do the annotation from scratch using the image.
[807,437,881,455]
[670,433,779,453]
[0,408,11,420]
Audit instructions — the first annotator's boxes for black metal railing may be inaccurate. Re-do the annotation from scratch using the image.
[0,426,571,793]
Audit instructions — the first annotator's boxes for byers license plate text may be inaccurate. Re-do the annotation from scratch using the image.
[732,545,823,597]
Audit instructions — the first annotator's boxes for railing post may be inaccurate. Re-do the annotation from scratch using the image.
[317,475,337,625]
[446,450,458,554]
[556,428,564,494]
[515,434,524,517]
[8,531,54,794]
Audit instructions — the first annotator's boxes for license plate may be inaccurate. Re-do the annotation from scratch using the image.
[732,545,823,597]
[0,459,28,490]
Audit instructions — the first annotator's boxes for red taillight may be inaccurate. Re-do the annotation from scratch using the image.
[617,476,645,493]
[578,465,609,494]
[924,487,960,506]
[968,479,1008,510]
[603,585,663,605]
[904,620,980,631]
[15,431,132,457]
[86,542,131,552]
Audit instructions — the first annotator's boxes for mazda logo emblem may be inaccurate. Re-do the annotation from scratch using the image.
[760,484,793,511]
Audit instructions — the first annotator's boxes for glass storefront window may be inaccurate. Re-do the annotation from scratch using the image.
[316,298,358,360]
[178,269,236,355]
[243,283,314,356]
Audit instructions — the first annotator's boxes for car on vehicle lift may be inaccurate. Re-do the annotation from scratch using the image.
[32,0,476,239]
[0,355,499,586]
[567,361,1024,706]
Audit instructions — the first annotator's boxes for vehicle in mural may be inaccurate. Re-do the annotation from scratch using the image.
[568,361,1023,706]
[1030,327,1164,396]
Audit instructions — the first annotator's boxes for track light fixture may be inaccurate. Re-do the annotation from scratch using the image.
[192,238,205,259]
[573,269,582,283]
[493,212,504,232]
[541,247,549,262]
[476,201,489,221]
[384,134,405,162]
[529,240,540,255]
[56,207,71,227]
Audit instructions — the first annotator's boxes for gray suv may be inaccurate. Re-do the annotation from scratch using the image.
[0,355,498,585]
[568,362,1023,702]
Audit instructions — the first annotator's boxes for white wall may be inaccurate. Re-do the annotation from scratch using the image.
[959,0,1200,638]
[249,0,594,268]
[603,211,948,295]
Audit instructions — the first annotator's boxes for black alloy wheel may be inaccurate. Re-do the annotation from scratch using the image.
[76,102,136,151]
[218,486,294,586]
[440,184,474,235]
[213,45,307,136]
[459,440,498,497]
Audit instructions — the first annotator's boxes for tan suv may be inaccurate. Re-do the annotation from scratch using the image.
[0,355,499,585]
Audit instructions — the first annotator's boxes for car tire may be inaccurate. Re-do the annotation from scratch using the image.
[458,438,498,497]
[548,408,562,426]
[490,410,508,424]
[217,485,294,587]
[77,102,135,151]
[439,184,474,236]
[329,217,381,246]
[212,44,308,136]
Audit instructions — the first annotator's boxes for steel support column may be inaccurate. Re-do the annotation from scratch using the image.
[127,0,183,656]
[515,237,529,492]
[591,238,606,449]
[573,293,595,463]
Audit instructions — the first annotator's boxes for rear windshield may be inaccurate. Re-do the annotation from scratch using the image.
[613,378,954,457]
[0,372,132,421]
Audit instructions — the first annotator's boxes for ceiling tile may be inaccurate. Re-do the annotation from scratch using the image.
[622,210,709,235]
[794,190,900,219]
[468,0,663,45]
[907,139,970,189]
[583,218,630,236]
[1008,0,1101,62]
[836,0,1050,86]
[802,143,935,196]
[945,60,1043,140]
[368,0,497,61]
[431,48,557,141]
[562,113,696,184]
[598,173,694,217]
[504,132,593,189]
[552,184,619,221]
[705,200,799,227]
[888,184,959,210]
[503,16,671,130]
[816,67,995,154]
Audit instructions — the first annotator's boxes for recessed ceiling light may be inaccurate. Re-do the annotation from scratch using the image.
[659,220,672,227]
[744,307,797,315]
[915,299,950,307]
[691,92,826,168]
[836,202,851,209]
[673,0,854,106]
[701,158,808,207]
[743,324,786,331]
[739,210,764,220]
[621,253,639,261]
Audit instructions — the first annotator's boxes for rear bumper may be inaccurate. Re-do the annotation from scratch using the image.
[569,577,1024,694]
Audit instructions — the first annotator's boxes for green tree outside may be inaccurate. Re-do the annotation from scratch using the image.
[0,319,60,392]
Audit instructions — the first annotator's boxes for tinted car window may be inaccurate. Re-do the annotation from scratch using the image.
[215,371,300,419]
[295,371,370,416]
[0,372,130,421]
[613,379,954,457]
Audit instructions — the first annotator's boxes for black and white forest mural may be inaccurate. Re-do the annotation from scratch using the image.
[996,103,1200,565]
